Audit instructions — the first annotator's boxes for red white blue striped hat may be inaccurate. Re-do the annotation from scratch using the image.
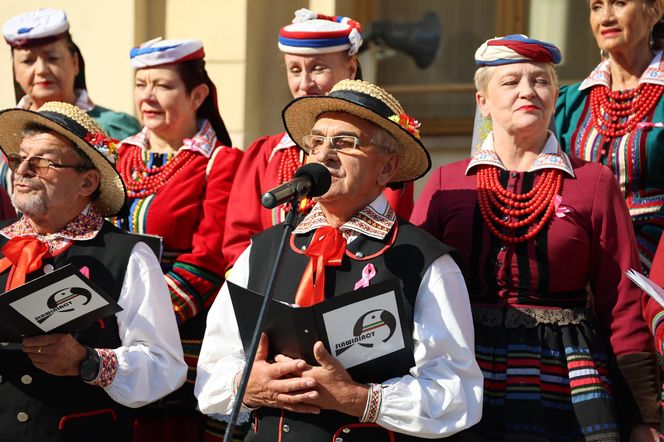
[129,37,205,68]
[278,8,363,56]
[475,34,562,66]
[3,8,70,49]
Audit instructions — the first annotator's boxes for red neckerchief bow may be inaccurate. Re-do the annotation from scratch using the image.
[0,236,50,291]
[294,226,346,306]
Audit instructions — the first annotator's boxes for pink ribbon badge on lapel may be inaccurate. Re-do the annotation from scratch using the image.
[636,122,664,129]
[354,263,376,290]
[553,194,570,218]
[183,135,209,155]
[79,266,90,278]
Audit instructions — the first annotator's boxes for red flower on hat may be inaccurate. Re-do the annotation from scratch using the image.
[85,132,105,146]
[85,132,118,163]
[389,113,421,139]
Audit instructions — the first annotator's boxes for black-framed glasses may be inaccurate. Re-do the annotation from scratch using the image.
[6,154,89,176]
[302,134,372,155]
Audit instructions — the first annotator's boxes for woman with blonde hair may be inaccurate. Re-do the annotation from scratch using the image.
[412,35,660,440]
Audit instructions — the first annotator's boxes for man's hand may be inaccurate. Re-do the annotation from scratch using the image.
[22,334,87,376]
[297,341,368,417]
[243,333,321,413]
[629,424,658,442]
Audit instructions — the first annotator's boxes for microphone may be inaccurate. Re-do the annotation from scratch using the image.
[261,163,331,209]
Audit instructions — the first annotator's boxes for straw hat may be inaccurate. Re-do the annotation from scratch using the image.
[0,102,126,216]
[282,79,431,184]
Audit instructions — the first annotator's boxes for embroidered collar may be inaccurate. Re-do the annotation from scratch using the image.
[466,131,575,177]
[119,119,217,158]
[579,50,664,90]
[294,194,396,240]
[0,206,104,254]
[17,88,95,112]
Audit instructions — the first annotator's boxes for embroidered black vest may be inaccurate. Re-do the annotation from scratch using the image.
[0,221,140,442]
[245,219,458,442]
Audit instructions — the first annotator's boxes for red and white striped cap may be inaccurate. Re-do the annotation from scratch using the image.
[475,34,562,66]
[278,8,363,56]
[129,37,205,68]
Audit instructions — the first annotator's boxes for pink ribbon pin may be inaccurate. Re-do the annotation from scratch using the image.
[182,135,210,155]
[79,266,90,278]
[354,263,376,290]
[553,194,570,218]
[636,122,664,129]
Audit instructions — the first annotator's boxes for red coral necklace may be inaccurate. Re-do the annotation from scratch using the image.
[476,165,562,244]
[278,146,315,213]
[118,146,196,198]
[589,83,664,146]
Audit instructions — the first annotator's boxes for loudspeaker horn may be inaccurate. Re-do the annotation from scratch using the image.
[362,11,441,69]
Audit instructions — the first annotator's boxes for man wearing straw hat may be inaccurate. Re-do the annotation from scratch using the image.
[0,102,186,441]
[222,8,415,275]
[196,80,482,441]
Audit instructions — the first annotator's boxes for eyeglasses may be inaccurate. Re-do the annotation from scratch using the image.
[6,154,89,177]
[302,134,373,155]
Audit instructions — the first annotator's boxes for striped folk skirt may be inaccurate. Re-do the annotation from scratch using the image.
[457,306,621,442]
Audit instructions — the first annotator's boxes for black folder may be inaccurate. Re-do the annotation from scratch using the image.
[132,233,164,260]
[228,279,415,383]
[0,264,121,342]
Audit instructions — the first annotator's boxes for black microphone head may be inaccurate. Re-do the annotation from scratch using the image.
[294,163,331,197]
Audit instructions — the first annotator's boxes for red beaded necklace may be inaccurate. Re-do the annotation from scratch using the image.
[118,146,196,198]
[277,146,301,186]
[589,83,664,141]
[278,146,315,214]
[476,165,562,243]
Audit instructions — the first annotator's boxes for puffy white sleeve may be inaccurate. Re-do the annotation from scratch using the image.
[195,244,252,415]
[104,241,187,407]
[195,249,483,438]
[377,254,483,438]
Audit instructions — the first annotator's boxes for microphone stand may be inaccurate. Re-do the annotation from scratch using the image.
[223,197,301,442]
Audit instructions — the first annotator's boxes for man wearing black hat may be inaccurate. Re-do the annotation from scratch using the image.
[0,101,186,442]
[196,80,482,441]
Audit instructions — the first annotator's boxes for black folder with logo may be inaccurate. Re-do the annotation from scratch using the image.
[0,264,121,342]
[228,279,415,383]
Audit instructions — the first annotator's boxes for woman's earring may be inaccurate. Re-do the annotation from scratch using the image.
[649,30,656,49]
[600,49,609,59]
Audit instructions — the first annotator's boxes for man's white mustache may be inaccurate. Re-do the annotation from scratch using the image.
[13,178,43,190]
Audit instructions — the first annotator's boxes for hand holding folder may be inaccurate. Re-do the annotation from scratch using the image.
[228,278,415,384]
[0,264,121,342]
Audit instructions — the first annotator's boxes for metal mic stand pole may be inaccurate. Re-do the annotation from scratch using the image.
[223,197,300,442]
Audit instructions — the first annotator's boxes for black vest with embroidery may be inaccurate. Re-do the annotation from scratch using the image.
[0,221,140,442]
[245,219,458,442]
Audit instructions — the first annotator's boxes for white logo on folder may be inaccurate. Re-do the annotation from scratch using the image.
[323,291,405,369]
